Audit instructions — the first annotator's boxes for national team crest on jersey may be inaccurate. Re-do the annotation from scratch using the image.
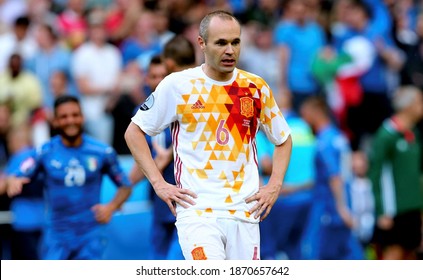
[240,97,254,118]
[87,157,98,171]
[191,246,207,260]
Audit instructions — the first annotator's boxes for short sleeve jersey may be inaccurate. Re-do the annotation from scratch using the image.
[132,66,291,222]
[10,135,131,235]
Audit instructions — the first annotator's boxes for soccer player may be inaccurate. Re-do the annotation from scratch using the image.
[130,36,197,260]
[258,94,315,260]
[125,10,292,260]
[368,86,423,260]
[6,95,132,260]
[300,96,363,260]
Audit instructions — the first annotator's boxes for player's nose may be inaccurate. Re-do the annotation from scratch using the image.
[225,44,234,54]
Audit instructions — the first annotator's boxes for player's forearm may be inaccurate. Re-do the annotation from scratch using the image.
[268,135,292,190]
[108,187,132,211]
[125,122,166,188]
[329,176,347,208]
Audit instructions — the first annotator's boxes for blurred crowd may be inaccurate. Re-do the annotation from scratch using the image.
[0,0,422,260]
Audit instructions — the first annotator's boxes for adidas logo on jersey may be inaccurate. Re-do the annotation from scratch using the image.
[191,100,205,109]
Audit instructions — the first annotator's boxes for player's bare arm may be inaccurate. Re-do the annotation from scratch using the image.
[125,122,197,216]
[246,135,292,221]
[330,176,355,228]
[92,186,132,224]
[6,175,31,197]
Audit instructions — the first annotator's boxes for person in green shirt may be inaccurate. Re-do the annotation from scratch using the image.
[368,85,423,260]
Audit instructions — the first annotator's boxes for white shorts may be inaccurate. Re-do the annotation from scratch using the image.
[175,216,260,260]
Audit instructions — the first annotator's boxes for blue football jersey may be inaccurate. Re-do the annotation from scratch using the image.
[11,135,131,236]
[314,124,352,221]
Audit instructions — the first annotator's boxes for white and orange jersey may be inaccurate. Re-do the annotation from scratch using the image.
[132,66,291,223]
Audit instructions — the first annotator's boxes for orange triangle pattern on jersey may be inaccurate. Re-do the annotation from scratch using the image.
[175,70,282,203]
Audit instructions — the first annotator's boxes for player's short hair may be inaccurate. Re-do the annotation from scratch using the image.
[199,10,240,43]
[54,95,80,112]
[392,85,421,111]
[163,35,196,67]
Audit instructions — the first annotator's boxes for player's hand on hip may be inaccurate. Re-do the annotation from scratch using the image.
[6,176,30,197]
[92,204,114,224]
[154,182,197,217]
[245,182,281,221]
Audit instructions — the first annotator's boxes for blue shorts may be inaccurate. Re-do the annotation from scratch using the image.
[41,227,106,260]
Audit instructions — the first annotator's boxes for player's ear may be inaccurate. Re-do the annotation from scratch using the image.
[198,36,206,51]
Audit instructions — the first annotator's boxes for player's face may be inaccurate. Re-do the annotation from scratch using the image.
[199,16,241,81]
[54,101,84,141]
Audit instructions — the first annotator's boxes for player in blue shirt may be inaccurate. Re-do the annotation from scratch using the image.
[258,94,316,260]
[6,95,132,260]
[300,96,363,260]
